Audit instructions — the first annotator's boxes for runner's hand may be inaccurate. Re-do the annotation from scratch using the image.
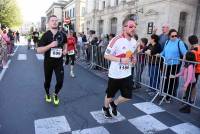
[121,58,130,64]
[63,49,67,55]
[50,41,58,48]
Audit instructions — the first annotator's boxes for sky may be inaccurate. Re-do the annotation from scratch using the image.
[16,0,56,23]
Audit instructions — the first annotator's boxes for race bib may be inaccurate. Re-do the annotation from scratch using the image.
[119,63,129,70]
[50,48,62,58]
[68,50,75,55]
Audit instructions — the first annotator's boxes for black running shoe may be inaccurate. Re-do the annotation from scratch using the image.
[102,106,112,118]
[110,101,117,116]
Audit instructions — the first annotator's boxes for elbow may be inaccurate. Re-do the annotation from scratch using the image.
[104,54,109,60]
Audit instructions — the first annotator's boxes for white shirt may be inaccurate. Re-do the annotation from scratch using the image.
[77,36,83,46]
[105,35,137,79]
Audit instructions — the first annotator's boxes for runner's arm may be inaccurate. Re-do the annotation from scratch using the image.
[37,41,57,54]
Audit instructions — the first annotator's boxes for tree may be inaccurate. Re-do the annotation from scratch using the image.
[0,0,22,28]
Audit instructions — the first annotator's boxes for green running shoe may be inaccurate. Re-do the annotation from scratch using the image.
[53,94,59,105]
[45,94,51,103]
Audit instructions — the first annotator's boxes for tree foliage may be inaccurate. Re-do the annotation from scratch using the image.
[0,0,22,28]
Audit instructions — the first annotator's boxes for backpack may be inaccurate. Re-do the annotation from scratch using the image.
[191,45,200,73]
[165,39,188,59]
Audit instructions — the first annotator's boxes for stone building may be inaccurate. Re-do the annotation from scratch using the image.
[85,0,200,40]
[46,0,67,27]
[63,0,86,32]
[45,0,86,32]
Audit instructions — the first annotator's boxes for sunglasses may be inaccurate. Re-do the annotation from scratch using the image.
[124,25,136,29]
[171,35,177,38]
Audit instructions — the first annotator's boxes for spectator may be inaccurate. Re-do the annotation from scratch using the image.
[154,23,169,51]
[7,29,14,54]
[135,38,148,88]
[77,33,83,58]
[0,30,8,68]
[160,29,187,103]
[16,30,20,43]
[144,34,162,93]
[109,33,115,41]
[170,51,196,113]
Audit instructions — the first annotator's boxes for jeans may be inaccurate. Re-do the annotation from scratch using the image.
[148,64,160,90]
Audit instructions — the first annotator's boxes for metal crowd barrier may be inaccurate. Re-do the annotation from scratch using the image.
[82,45,200,110]
[158,58,200,109]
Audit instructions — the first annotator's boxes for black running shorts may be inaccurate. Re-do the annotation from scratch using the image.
[106,76,132,99]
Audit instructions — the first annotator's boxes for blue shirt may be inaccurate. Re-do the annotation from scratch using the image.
[159,34,169,51]
[160,39,187,65]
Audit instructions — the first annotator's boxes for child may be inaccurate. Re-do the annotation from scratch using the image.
[170,51,196,113]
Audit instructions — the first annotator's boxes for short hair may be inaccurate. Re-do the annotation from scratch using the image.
[151,34,159,44]
[162,23,169,28]
[185,51,196,62]
[188,35,198,45]
[168,29,178,36]
[122,17,135,26]
[141,38,148,46]
[48,15,57,22]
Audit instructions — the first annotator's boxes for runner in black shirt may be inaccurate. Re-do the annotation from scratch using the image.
[32,29,40,49]
[37,15,67,105]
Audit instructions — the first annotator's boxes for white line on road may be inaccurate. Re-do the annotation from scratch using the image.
[17,54,27,60]
[14,45,19,54]
[36,54,44,60]
[0,60,11,81]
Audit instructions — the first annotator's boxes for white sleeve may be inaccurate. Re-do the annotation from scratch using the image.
[104,39,117,56]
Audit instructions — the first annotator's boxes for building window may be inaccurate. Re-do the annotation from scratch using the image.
[98,20,104,35]
[67,11,69,17]
[178,12,187,39]
[115,0,119,6]
[81,23,84,32]
[111,18,117,34]
[64,11,67,18]
[73,8,75,17]
[81,7,86,16]
[70,9,72,17]
[102,1,106,9]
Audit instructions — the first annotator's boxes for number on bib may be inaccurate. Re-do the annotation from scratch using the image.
[50,48,62,58]
[68,50,75,55]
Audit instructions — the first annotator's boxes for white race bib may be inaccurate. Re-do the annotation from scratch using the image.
[50,48,62,58]
[68,50,75,55]
[119,63,130,70]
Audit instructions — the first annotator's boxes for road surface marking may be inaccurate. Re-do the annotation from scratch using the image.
[133,102,165,114]
[17,54,27,60]
[170,123,200,134]
[34,116,71,134]
[90,110,125,124]
[129,115,168,133]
